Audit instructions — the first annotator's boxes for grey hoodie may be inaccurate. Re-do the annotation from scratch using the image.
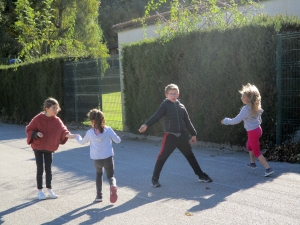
[223,104,263,131]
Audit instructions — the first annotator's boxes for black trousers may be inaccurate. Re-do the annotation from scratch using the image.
[34,150,53,189]
[93,156,116,198]
[152,133,204,180]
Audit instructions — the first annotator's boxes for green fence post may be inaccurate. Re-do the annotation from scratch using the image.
[74,63,78,124]
[97,58,103,111]
[276,35,282,145]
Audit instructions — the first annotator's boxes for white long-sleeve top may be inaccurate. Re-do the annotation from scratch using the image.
[76,126,121,160]
[223,104,263,131]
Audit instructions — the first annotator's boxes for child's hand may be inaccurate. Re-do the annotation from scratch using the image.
[221,119,224,124]
[190,136,196,143]
[138,124,147,133]
[37,132,43,138]
[67,133,79,138]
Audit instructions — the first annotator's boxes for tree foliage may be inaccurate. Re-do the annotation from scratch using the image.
[143,0,261,41]
[99,0,150,45]
[13,0,108,61]
[99,0,173,45]
[0,0,21,60]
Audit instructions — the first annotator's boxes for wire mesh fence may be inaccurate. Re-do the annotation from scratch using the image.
[64,56,122,130]
[276,32,300,144]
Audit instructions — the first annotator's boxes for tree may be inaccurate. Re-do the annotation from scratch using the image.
[74,0,107,57]
[0,0,21,61]
[143,0,260,41]
[13,0,108,61]
[99,0,172,46]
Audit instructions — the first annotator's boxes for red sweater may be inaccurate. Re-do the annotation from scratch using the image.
[26,113,70,152]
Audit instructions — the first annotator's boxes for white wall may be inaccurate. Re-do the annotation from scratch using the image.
[117,24,158,53]
[259,0,300,17]
[117,0,300,48]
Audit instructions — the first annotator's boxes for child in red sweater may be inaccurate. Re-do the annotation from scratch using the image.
[26,97,78,200]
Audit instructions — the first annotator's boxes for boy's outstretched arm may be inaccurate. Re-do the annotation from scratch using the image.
[138,124,148,133]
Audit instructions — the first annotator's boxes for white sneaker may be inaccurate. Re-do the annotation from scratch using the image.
[47,189,58,199]
[38,191,46,200]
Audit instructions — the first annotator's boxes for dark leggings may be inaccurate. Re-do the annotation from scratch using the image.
[153,133,204,180]
[34,150,53,189]
[93,156,116,198]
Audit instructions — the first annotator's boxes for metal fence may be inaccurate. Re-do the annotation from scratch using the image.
[64,56,122,130]
[276,32,300,144]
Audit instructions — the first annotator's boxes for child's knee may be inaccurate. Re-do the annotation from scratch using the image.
[246,142,251,150]
[253,151,261,158]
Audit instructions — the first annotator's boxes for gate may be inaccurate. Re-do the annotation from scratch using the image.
[276,32,300,145]
[64,56,122,130]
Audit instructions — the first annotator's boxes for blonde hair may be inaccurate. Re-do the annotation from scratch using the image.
[165,83,179,94]
[88,109,105,133]
[239,83,261,113]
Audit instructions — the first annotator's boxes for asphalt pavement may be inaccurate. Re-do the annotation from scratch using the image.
[0,121,299,225]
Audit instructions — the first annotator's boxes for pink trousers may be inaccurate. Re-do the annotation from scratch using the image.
[246,126,262,158]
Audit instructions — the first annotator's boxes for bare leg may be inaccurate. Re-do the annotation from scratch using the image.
[249,151,255,163]
[257,155,270,169]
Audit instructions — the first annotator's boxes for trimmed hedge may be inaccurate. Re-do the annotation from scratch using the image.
[0,57,65,123]
[122,14,300,146]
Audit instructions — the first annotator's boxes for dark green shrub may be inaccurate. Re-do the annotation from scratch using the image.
[122,14,300,146]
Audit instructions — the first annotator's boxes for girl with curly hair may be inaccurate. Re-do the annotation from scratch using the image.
[221,83,274,177]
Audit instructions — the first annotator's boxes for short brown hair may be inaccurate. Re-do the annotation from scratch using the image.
[165,83,179,94]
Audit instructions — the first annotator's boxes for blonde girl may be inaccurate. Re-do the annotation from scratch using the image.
[221,83,274,177]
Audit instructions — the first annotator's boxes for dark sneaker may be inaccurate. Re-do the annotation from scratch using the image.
[247,162,257,169]
[198,173,213,183]
[95,195,102,202]
[264,168,274,177]
[110,186,118,203]
[152,179,161,188]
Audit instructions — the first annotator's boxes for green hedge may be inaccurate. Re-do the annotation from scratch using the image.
[122,15,300,146]
[0,57,65,123]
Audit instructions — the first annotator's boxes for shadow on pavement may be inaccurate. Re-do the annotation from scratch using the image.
[40,144,280,223]
[0,199,40,223]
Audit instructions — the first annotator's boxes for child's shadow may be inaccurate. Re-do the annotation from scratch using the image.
[41,195,155,225]
[0,199,39,224]
[41,202,109,225]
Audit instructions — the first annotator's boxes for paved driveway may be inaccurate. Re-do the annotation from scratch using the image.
[0,122,299,224]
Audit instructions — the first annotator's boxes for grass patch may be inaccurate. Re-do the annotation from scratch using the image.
[82,92,123,131]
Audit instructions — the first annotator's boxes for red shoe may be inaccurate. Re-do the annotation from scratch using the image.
[110,186,118,203]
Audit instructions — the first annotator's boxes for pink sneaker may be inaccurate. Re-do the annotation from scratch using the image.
[110,186,118,203]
